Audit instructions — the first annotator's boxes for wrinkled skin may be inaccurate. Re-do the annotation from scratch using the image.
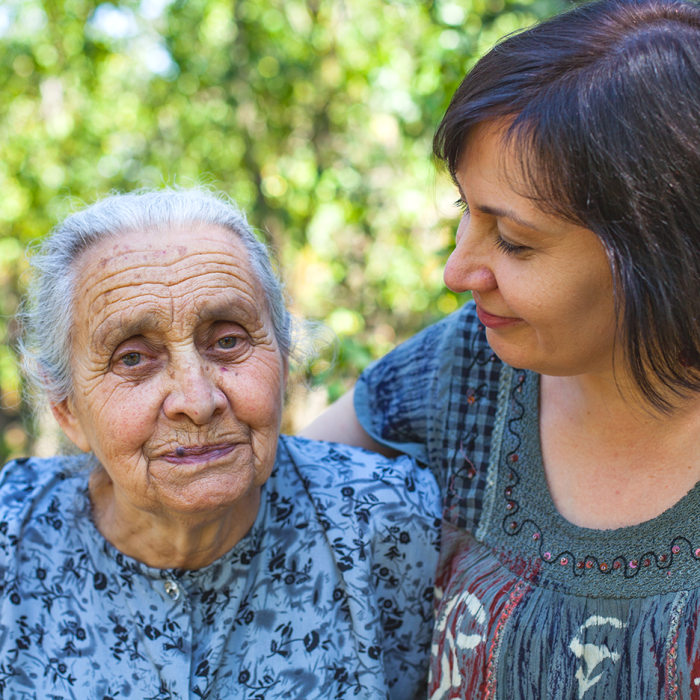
[52,225,287,569]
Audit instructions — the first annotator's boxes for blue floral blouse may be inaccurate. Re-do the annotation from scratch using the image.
[0,435,441,700]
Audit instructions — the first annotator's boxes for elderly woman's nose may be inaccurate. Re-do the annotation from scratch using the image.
[443,215,498,294]
[162,357,228,425]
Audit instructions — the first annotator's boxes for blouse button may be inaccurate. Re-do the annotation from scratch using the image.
[164,580,181,601]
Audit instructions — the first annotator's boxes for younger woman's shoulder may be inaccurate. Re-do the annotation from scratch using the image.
[368,300,487,372]
[353,301,502,466]
[446,299,489,343]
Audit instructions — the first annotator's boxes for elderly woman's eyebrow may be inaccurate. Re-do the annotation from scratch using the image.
[94,315,161,348]
[197,297,260,325]
[95,300,260,349]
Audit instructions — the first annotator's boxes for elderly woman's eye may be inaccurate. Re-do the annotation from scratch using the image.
[121,352,141,367]
[217,336,238,349]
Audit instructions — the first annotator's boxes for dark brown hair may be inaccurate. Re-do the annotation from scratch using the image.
[434,0,700,409]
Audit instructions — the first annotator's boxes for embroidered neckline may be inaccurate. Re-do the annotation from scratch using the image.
[488,368,700,596]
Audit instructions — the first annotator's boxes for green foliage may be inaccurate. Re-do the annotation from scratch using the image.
[0,0,560,461]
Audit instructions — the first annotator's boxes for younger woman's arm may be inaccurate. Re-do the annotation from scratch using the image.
[299,388,399,457]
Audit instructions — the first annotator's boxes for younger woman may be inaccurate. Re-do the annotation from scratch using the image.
[304,0,700,696]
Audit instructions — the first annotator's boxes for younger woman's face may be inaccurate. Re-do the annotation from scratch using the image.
[444,121,617,377]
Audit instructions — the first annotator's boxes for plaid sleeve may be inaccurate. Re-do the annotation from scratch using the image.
[355,302,505,533]
[354,315,447,467]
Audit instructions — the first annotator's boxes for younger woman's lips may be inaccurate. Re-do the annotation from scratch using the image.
[475,304,523,330]
[162,444,237,465]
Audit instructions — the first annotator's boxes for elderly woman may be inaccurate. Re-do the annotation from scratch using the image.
[0,189,440,699]
[303,0,700,697]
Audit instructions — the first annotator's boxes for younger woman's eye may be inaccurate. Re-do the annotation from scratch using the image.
[495,236,529,256]
[217,336,238,349]
[121,352,141,367]
[454,198,469,213]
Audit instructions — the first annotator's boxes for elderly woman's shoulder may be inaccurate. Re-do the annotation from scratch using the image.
[1,453,91,492]
[277,434,441,526]
[0,454,91,547]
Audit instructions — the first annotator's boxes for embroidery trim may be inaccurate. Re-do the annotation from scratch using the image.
[500,372,700,579]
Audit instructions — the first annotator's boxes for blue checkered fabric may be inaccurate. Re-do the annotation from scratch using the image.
[354,301,504,533]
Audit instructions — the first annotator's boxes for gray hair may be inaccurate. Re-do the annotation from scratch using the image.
[19,187,301,415]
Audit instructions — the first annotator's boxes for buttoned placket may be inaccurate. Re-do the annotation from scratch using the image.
[164,578,182,601]
[141,575,195,697]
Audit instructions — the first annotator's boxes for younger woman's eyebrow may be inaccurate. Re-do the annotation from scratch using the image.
[455,182,543,232]
[474,203,543,232]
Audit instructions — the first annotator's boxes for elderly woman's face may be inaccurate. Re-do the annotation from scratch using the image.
[58,225,286,518]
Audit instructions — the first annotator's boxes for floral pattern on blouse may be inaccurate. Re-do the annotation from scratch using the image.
[0,435,441,700]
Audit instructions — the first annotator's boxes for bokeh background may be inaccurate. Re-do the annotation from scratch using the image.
[0,0,561,463]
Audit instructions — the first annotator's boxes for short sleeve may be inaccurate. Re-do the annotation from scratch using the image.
[354,315,450,467]
[355,302,506,533]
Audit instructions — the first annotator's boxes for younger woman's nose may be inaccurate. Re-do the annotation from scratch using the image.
[443,215,498,294]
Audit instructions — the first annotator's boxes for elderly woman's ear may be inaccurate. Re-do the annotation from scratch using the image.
[50,397,92,453]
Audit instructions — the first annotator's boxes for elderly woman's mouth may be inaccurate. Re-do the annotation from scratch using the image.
[162,443,239,464]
